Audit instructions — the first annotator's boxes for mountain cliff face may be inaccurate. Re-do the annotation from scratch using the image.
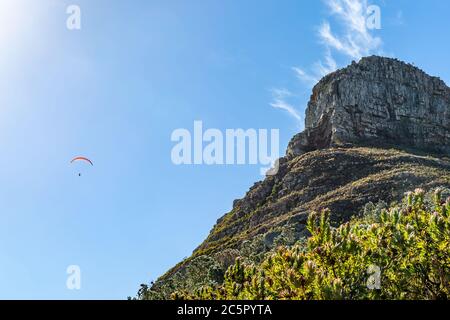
[145,56,450,298]
[288,56,450,157]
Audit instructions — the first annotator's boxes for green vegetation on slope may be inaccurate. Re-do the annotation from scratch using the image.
[194,147,450,257]
[145,147,450,296]
[141,188,450,300]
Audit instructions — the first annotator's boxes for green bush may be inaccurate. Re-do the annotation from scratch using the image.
[173,188,450,300]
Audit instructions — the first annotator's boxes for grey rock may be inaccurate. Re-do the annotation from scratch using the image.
[287,56,450,157]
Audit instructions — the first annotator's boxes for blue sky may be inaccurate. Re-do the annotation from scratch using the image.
[0,0,449,299]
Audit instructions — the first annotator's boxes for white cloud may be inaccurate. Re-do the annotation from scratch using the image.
[271,0,383,124]
[295,0,383,86]
[292,49,338,86]
[317,50,338,75]
[292,67,319,86]
[320,0,382,59]
[270,88,302,124]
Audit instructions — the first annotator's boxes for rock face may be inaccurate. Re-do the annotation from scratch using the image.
[287,56,450,157]
[146,57,450,298]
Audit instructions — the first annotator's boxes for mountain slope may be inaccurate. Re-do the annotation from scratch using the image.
[142,56,450,299]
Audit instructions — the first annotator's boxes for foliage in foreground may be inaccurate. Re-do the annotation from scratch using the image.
[168,188,450,300]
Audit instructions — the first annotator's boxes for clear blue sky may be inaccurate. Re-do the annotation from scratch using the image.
[0,0,448,299]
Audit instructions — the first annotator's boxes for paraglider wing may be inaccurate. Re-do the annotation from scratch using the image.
[70,156,94,166]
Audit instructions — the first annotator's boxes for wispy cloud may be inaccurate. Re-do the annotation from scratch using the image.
[292,67,319,86]
[296,0,383,85]
[292,49,338,86]
[320,0,382,59]
[270,88,302,124]
[271,0,383,125]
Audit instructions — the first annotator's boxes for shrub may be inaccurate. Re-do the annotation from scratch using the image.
[180,188,450,300]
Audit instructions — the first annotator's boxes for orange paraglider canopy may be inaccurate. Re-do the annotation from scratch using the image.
[70,156,93,166]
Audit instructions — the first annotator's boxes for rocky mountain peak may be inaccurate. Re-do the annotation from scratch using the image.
[287,56,450,157]
[147,57,450,299]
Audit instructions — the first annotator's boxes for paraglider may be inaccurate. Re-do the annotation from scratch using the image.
[70,156,93,176]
